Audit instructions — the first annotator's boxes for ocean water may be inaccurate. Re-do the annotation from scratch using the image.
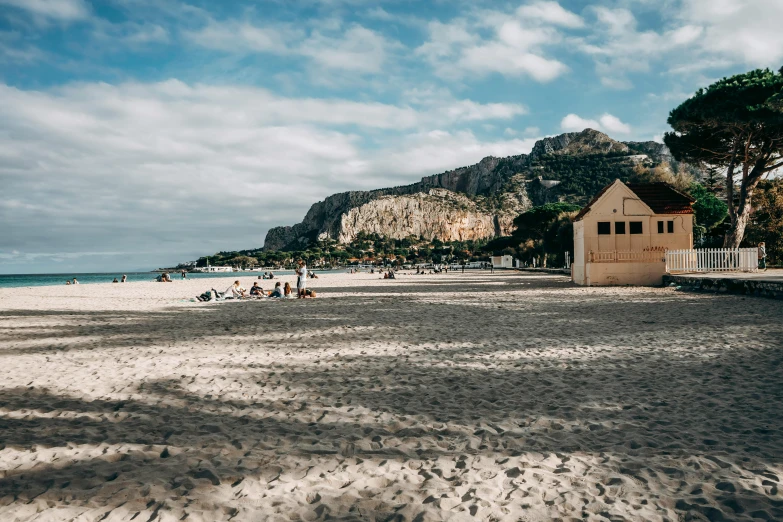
[0,270,304,289]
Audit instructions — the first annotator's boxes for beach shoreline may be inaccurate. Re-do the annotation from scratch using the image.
[1,271,781,521]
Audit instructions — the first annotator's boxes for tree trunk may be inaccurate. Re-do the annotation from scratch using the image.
[723,203,751,248]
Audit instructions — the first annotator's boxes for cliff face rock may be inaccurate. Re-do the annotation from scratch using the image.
[625,141,674,164]
[418,156,513,195]
[337,189,519,244]
[261,226,297,252]
[529,129,629,161]
[263,156,532,250]
[262,129,680,251]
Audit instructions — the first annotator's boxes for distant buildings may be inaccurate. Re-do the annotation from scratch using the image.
[192,264,234,273]
[492,255,515,269]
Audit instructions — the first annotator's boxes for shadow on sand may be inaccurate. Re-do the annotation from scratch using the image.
[1,275,782,520]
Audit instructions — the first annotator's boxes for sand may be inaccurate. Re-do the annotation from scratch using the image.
[0,271,781,521]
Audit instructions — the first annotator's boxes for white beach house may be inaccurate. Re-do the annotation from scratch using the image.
[572,179,694,286]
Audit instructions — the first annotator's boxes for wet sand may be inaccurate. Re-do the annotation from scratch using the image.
[1,271,782,521]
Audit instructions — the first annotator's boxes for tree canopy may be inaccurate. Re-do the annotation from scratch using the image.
[689,183,728,245]
[664,68,783,247]
[512,203,581,241]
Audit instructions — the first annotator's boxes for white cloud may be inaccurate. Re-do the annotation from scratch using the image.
[560,113,631,134]
[186,21,397,75]
[439,99,526,121]
[561,113,599,132]
[415,3,578,82]
[516,1,584,28]
[124,24,169,44]
[577,0,783,89]
[0,80,534,269]
[678,0,783,67]
[460,42,568,82]
[184,20,293,53]
[0,0,89,21]
[300,26,392,73]
[365,130,539,180]
[597,113,632,134]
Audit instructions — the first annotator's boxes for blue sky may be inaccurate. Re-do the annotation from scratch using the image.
[1,0,781,273]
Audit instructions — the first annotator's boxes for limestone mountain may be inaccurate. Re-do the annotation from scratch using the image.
[263,129,679,251]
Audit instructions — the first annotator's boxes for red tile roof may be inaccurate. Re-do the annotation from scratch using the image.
[574,180,694,221]
[625,182,695,215]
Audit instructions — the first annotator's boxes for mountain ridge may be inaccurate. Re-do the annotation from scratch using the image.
[263,129,673,251]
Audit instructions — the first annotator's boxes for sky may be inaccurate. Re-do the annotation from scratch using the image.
[1,0,781,274]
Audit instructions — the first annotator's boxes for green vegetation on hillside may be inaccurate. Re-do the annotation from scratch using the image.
[195,233,492,269]
[529,152,641,202]
[482,203,580,267]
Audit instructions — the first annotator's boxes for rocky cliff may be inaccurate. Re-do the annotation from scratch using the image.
[337,189,526,244]
[263,129,677,250]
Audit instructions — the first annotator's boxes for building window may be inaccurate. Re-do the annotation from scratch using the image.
[615,222,626,234]
[657,221,664,233]
[598,222,611,235]
[667,220,674,233]
[630,221,643,234]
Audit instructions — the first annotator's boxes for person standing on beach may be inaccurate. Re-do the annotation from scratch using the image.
[758,242,767,270]
[121,275,127,282]
[297,261,307,298]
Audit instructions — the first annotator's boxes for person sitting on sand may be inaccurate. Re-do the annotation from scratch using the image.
[250,282,264,296]
[284,282,293,297]
[66,280,71,285]
[270,282,284,298]
[72,278,79,284]
[226,280,247,298]
[112,278,119,283]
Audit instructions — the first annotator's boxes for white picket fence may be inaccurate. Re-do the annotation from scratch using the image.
[665,248,758,273]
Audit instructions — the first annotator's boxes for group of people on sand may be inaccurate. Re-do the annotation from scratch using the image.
[155,273,173,282]
[65,278,79,285]
[196,260,316,301]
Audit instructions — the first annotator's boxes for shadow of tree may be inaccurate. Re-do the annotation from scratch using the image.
[1,276,782,520]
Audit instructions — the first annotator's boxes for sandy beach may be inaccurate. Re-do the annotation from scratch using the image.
[0,271,781,521]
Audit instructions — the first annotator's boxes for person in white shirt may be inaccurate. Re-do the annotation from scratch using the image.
[297,261,307,298]
[226,280,247,298]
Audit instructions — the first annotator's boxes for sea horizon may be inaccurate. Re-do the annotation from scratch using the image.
[0,270,305,289]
